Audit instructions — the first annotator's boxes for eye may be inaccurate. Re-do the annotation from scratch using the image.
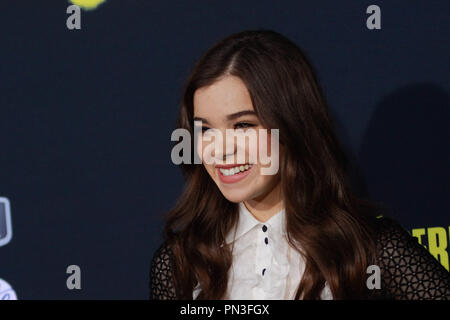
[234,122,255,129]
[194,124,210,133]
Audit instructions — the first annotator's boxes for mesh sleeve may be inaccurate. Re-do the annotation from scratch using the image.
[375,217,450,300]
[149,241,178,300]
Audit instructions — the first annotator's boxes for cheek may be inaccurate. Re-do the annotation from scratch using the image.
[245,135,258,164]
[266,133,272,154]
[196,134,203,160]
[258,166,280,190]
[196,134,212,162]
[253,131,272,165]
[203,163,215,178]
[197,137,216,177]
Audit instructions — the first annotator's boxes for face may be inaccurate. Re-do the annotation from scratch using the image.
[193,75,281,203]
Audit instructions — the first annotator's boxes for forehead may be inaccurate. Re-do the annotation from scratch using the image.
[193,75,254,118]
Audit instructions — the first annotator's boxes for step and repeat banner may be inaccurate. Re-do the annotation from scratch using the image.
[0,1,448,299]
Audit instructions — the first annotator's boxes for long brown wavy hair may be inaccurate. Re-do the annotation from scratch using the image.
[164,29,383,299]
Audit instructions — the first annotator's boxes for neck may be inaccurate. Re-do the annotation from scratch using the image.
[243,181,283,222]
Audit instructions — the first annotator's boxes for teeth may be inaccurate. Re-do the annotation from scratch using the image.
[219,164,253,176]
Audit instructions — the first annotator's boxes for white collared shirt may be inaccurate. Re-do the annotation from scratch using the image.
[193,202,333,300]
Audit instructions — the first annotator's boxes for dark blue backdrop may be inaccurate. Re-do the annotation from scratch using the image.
[0,1,448,299]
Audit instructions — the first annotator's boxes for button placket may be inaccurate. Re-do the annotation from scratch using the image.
[258,224,271,280]
[262,224,268,277]
[255,225,264,276]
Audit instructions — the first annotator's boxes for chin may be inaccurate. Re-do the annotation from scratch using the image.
[218,188,252,203]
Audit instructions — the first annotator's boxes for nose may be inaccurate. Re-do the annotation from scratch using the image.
[215,128,236,163]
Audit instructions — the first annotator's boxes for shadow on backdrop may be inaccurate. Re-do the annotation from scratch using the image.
[358,83,450,228]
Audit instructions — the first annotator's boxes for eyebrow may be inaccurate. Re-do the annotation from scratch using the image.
[193,110,257,125]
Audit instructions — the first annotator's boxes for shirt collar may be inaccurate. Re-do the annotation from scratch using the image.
[225,202,286,244]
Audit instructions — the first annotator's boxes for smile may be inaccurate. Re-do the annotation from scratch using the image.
[219,164,252,176]
[216,164,253,184]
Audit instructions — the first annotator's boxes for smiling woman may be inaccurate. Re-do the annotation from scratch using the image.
[150,29,450,300]
[192,75,281,205]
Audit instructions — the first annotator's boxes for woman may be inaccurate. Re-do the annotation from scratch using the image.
[150,29,450,300]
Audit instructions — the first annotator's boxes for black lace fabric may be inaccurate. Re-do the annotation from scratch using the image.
[372,217,450,299]
[149,242,178,300]
[149,217,450,300]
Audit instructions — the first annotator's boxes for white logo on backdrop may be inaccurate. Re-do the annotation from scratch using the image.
[0,197,12,247]
[0,279,18,300]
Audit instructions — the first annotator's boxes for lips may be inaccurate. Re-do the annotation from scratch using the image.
[215,163,249,169]
[216,163,253,184]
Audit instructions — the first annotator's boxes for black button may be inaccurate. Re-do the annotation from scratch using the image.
[264,237,268,245]
[262,268,266,276]
[262,225,267,232]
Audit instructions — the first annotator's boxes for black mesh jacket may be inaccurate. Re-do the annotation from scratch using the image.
[149,216,450,300]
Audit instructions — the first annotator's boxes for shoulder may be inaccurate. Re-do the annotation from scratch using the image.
[372,216,450,299]
[373,215,415,250]
[151,241,174,270]
[149,241,178,300]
